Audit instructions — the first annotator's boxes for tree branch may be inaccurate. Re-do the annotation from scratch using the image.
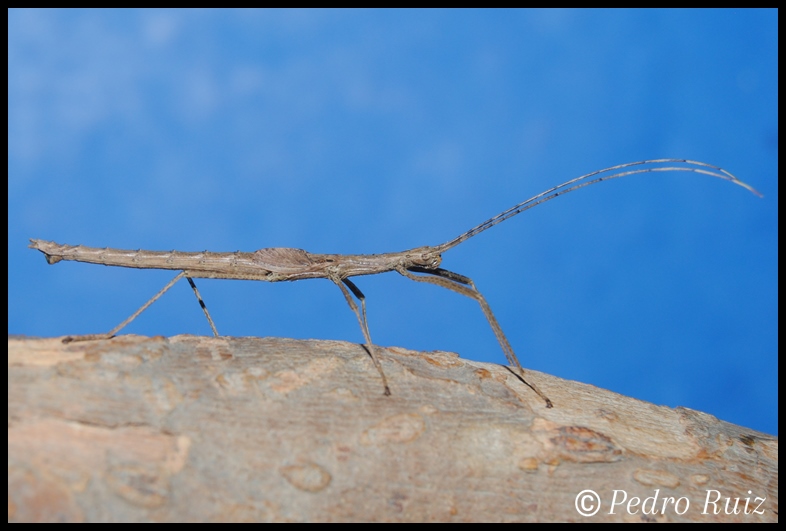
[8,335,777,522]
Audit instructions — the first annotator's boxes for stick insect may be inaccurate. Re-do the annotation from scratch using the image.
[29,159,761,408]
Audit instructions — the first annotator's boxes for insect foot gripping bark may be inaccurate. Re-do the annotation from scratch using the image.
[29,159,762,409]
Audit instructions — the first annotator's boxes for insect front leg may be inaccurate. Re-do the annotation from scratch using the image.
[398,266,552,408]
[331,277,391,396]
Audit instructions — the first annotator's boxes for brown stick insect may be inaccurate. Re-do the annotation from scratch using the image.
[29,159,761,407]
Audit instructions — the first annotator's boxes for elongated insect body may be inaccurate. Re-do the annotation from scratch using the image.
[29,241,444,281]
[30,242,265,277]
[29,159,761,408]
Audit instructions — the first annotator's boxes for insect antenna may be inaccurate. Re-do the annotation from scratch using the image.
[435,159,761,254]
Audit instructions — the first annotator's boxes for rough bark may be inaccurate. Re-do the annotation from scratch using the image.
[8,335,777,522]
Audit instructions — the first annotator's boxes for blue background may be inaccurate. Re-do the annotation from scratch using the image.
[9,9,777,435]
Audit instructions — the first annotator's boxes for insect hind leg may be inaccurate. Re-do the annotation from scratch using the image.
[185,276,219,337]
[63,271,189,343]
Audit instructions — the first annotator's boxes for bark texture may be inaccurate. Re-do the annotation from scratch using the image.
[8,335,778,522]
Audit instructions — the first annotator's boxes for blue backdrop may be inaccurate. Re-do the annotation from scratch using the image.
[9,9,777,435]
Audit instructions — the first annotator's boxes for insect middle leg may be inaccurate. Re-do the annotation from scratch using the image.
[332,277,391,396]
[62,271,220,343]
[397,266,552,408]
